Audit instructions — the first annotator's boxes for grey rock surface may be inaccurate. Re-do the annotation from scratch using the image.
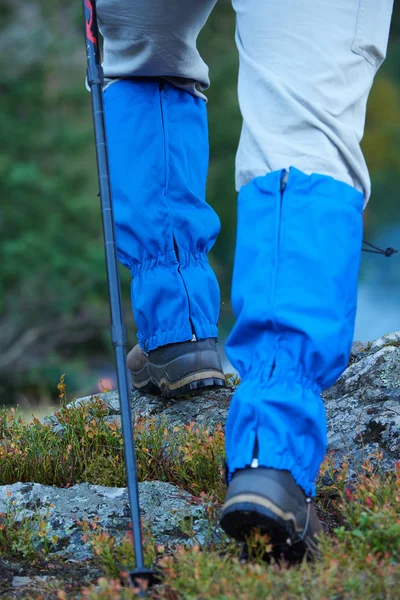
[12,576,51,588]
[0,481,210,561]
[43,385,232,435]
[323,331,400,470]
[91,385,232,432]
[63,333,400,468]
[43,333,400,469]
[9,332,399,561]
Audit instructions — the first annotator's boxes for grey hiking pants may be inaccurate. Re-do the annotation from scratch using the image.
[97,0,393,203]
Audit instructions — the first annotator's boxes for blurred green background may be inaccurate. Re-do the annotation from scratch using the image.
[1,0,399,411]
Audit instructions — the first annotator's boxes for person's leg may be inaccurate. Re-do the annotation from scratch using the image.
[221,0,393,556]
[98,0,217,94]
[96,0,224,395]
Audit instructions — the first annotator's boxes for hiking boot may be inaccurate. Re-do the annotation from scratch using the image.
[127,338,226,398]
[220,467,323,562]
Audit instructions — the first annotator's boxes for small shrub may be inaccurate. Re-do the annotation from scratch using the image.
[2,378,400,599]
[79,516,158,579]
[0,491,58,559]
[71,577,141,600]
[0,398,226,500]
[334,457,400,562]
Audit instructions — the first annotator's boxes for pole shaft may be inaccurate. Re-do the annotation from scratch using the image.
[82,0,145,570]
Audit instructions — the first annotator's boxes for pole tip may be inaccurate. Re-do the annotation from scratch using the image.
[128,567,163,589]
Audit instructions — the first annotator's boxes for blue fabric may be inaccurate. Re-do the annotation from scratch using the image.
[225,168,364,497]
[104,79,221,351]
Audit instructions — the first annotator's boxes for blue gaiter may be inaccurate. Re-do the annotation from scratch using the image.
[104,79,221,351]
[225,168,364,497]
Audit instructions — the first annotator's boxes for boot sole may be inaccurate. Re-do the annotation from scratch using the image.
[133,371,225,398]
[220,493,308,562]
[131,345,225,398]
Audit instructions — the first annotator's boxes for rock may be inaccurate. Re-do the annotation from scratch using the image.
[43,385,233,435]
[323,333,400,470]
[2,333,400,563]
[12,576,50,588]
[75,391,122,415]
[348,339,370,365]
[0,481,211,561]
[65,334,400,470]
[370,331,400,353]
[132,385,232,432]
[23,331,398,561]
[12,576,32,588]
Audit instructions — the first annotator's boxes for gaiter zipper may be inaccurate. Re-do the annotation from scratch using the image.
[159,81,196,340]
[251,170,289,466]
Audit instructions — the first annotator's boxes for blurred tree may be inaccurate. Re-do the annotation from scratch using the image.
[0,0,399,403]
[0,0,117,403]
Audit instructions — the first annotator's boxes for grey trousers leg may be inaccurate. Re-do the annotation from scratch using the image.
[97,0,394,200]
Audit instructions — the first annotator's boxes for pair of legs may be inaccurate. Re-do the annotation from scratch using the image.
[98,0,393,508]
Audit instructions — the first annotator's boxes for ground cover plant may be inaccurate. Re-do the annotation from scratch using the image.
[1,391,399,599]
[0,395,226,501]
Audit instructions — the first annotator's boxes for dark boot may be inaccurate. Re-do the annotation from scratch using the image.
[127,338,225,398]
[220,467,323,562]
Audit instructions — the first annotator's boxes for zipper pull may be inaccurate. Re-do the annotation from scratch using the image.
[280,170,289,192]
[250,436,259,468]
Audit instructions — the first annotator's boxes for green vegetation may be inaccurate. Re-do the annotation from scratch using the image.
[78,452,400,597]
[2,2,400,597]
[1,397,399,598]
[0,494,58,560]
[1,2,400,405]
[0,396,226,500]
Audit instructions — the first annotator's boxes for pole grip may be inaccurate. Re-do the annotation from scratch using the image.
[83,0,104,86]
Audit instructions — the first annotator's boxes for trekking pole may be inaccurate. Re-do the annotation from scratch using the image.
[82,0,160,590]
